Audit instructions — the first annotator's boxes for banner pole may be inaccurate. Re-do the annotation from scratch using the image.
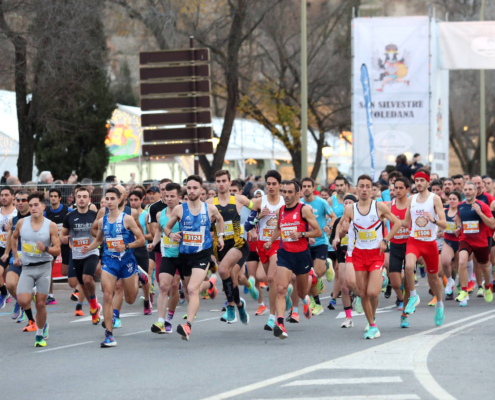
[480,0,487,175]
[301,0,308,178]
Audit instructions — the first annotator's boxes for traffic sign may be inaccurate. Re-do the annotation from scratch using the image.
[143,142,213,156]
[141,110,211,127]
[140,65,209,81]
[141,95,210,111]
[140,49,209,65]
[143,127,212,143]
[140,80,210,97]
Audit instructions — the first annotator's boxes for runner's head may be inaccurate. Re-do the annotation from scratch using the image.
[165,183,181,208]
[356,175,373,201]
[463,173,471,181]
[463,181,476,202]
[114,185,127,207]
[430,180,443,196]
[449,191,462,209]
[229,180,243,195]
[302,177,315,199]
[292,178,303,199]
[471,175,484,196]
[253,189,264,199]
[343,194,357,207]
[281,180,299,207]
[372,182,381,200]
[208,188,216,199]
[27,191,46,217]
[319,188,329,200]
[186,175,203,202]
[413,168,430,192]
[452,174,464,192]
[15,189,29,213]
[159,178,172,201]
[482,175,493,193]
[214,170,231,194]
[105,188,121,211]
[393,177,410,200]
[75,187,91,210]
[200,186,208,202]
[264,170,281,196]
[0,186,14,207]
[48,188,62,207]
[334,175,349,197]
[443,178,454,196]
[128,190,144,210]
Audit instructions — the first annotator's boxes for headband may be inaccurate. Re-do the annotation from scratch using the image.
[344,194,357,202]
[414,171,430,183]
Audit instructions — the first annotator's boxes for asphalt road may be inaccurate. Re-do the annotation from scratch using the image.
[1,275,494,400]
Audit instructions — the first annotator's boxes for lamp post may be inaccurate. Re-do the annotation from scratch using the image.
[322,145,333,188]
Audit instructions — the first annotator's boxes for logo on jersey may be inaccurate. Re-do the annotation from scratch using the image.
[293,213,297,219]
[127,263,134,272]
[266,217,277,227]
[201,214,207,224]
[416,216,428,227]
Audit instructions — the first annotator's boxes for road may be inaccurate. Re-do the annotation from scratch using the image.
[1,276,493,400]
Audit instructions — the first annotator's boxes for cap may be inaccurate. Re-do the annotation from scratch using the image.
[253,189,265,196]
[147,186,159,194]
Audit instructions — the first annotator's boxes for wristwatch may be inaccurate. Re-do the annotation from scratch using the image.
[302,232,306,238]
[432,218,437,224]
[381,239,389,245]
[125,244,130,250]
[218,233,225,237]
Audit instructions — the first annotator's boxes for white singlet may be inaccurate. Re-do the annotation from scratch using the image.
[409,192,438,242]
[258,195,285,241]
[0,207,16,249]
[352,200,384,250]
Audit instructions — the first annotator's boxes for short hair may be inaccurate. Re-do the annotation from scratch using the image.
[81,178,92,185]
[302,177,315,187]
[160,178,172,185]
[291,178,302,190]
[231,180,243,191]
[387,171,402,181]
[443,178,454,185]
[464,181,476,189]
[201,186,208,192]
[75,187,90,196]
[283,180,299,192]
[133,184,146,196]
[3,171,9,177]
[48,188,62,198]
[372,182,380,188]
[471,174,482,180]
[214,170,231,181]
[165,182,181,195]
[357,174,373,184]
[0,186,14,195]
[6,177,18,186]
[431,180,442,188]
[482,175,491,180]
[413,153,420,158]
[450,191,462,202]
[417,167,430,176]
[394,177,410,189]
[264,170,282,184]
[15,189,30,197]
[106,188,121,198]
[320,188,329,195]
[129,190,144,200]
[451,174,463,180]
[334,175,349,185]
[105,175,117,183]
[39,171,52,183]
[181,188,188,198]
[186,175,203,185]
[27,191,45,203]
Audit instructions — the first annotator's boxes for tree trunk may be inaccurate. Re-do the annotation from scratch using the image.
[310,130,325,180]
[292,149,302,179]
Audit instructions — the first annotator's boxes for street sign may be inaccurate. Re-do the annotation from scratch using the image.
[143,127,212,143]
[140,80,210,97]
[141,110,211,127]
[141,95,210,111]
[143,142,213,157]
[140,65,209,81]
[140,49,209,65]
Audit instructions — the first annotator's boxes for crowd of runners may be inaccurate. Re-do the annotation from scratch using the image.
[0,167,494,347]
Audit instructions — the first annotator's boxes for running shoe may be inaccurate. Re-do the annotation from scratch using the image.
[114,317,121,329]
[137,266,149,285]
[0,293,10,309]
[428,297,437,306]
[341,318,353,328]
[164,321,173,333]
[467,280,475,293]
[289,311,299,323]
[45,295,57,305]
[75,308,85,317]
[303,295,312,319]
[309,296,316,311]
[201,289,209,299]
[400,316,409,328]
[355,296,363,314]
[144,302,152,315]
[365,322,370,332]
[326,259,335,282]
[43,323,49,339]
[364,326,380,339]
[255,304,267,316]
[404,294,420,314]
[177,323,191,341]
[484,285,493,303]
[70,289,79,301]
[91,304,101,324]
[16,309,25,323]
[22,320,37,332]
[456,291,469,303]
[220,305,237,324]
[150,291,154,304]
[384,283,392,299]
[381,270,389,291]
[419,265,425,278]
[317,278,325,294]
[274,323,288,339]
[434,306,445,326]
[221,300,228,312]
[151,321,166,334]
[285,284,293,311]
[415,274,418,286]
[312,304,324,316]
[179,282,186,305]
[100,332,116,347]
[238,298,249,325]
[247,277,259,301]
[264,318,275,331]
[442,275,448,288]
[396,297,402,307]
[477,287,484,298]
[446,292,454,301]
[327,298,336,310]
[243,286,248,294]
[445,284,453,296]
[208,276,218,300]
[34,335,46,347]
[11,301,21,319]
[6,296,11,303]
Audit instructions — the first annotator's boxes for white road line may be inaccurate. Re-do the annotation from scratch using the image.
[121,330,150,336]
[35,341,95,353]
[251,396,419,400]
[283,376,402,386]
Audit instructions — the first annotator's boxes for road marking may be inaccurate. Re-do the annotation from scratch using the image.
[336,304,395,319]
[70,309,157,323]
[202,309,495,400]
[35,341,95,353]
[122,330,149,336]
[283,376,402,386]
[251,396,419,400]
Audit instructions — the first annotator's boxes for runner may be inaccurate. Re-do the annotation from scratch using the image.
[442,191,461,301]
[482,175,494,196]
[82,187,146,348]
[339,175,400,339]
[454,182,495,306]
[164,175,224,341]
[12,192,61,347]
[262,180,322,339]
[0,186,16,308]
[60,187,101,323]
[402,169,447,326]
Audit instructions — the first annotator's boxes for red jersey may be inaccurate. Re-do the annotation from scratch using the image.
[457,200,492,247]
[390,199,409,244]
[278,203,309,252]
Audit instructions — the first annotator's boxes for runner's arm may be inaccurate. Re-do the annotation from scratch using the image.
[401,198,412,228]
[474,201,495,229]
[3,218,13,255]
[85,219,104,251]
[91,208,105,237]
[11,218,23,263]
[302,205,322,239]
[45,222,61,257]
[377,202,401,241]
[164,207,182,238]
[149,211,163,249]
[432,195,447,229]
[124,215,146,249]
[208,204,224,234]
[60,226,70,245]
[143,212,154,241]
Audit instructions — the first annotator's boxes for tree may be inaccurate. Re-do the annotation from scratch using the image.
[113,60,138,106]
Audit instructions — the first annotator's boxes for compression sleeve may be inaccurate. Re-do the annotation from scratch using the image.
[244,209,259,232]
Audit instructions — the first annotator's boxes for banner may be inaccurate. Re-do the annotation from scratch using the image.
[360,64,375,179]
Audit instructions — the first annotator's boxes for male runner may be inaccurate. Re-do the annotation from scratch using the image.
[452,174,465,197]
[340,175,400,339]
[402,169,447,326]
[164,175,224,341]
[482,175,494,196]
[60,187,101,323]
[454,182,495,306]
[82,188,146,348]
[263,180,322,339]
[0,186,16,307]
[12,192,61,347]
[443,178,454,199]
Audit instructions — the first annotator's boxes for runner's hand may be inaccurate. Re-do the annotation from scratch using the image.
[248,229,257,241]
[0,253,8,263]
[14,257,21,266]
[218,237,224,251]
[259,206,270,218]
[263,241,272,250]
[332,237,340,249]
[309,238,315,246]
[471,202,481,215]
[455,226,461,237]
[113,243,126,252]
[36,241,46,252]
[341,218,350,235]
[169,231,182,243]
[379,240,387,254]
[422,211,433,222]
[289,231,301,240]
[323,226,330,234]
[146,243,155,252]
[61,235,70,245]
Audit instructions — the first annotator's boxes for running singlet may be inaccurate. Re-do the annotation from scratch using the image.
[331,195,345,218]
[138,210,148,244]
[258,195,285,241]
[179,202,212,254]
[353,200,384,250]
[457,200,491,247]
[20,216,53,264]
[0,207,16,248]
[63,210,99,260]
[390,199,409,244]
[409,193,438,242]
[11,212,30,261]
[212,195,245,248]
[278,203,308,252]
[105,206,132,216]
[303,196,332,246]
[102,212,135,259]
[159,210,179,258]
[45,204,72,235]
[444,211,459,242]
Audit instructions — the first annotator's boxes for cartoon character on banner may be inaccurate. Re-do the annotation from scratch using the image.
[372,44,410,92]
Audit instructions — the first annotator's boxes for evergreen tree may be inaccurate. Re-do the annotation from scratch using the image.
[113,60,138,106]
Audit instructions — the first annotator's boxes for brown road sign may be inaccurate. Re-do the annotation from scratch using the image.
[140,80,210,97]
[143,127,212,143]
[140,49,209,65]
[143,142,213,157]
[141,111,211,127]
[140,65,209,81]
[141,96,210,111]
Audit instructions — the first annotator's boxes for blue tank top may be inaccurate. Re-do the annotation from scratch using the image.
[332,195,345,218]
[102,212,135,259]
[179,202,212,254]
[160,209,180,258]
[105,206,132,216]
[138,210,148,244]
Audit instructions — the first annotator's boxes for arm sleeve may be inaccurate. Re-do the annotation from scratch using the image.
[242,181,253,197]
[149,204,158,223]
[68,207,73,212]
[329,217,340,243]
[244,209,259,232]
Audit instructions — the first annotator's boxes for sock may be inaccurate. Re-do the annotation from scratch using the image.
[158,317,165,324]
[113,309,120,318]
[76,302,83,311]
[462,286,467,292]
[232,285,241,305]
[144,300,150,308]
[222,277,234,303]
[302,296,309,305]
[151,269,156,286]
[209,281,213,290]
[105,329,113,336]
[25,308,34,322]
[277,316,284,326]
[410,290,417,297]
[37,328,43,336]
[89,296,97,310]
[269,313,275,321]
[259,302,265,307]
[293,306,298,314]
[401,313,407,318]
[0,284,7,296]
[370,323,376,327]
[436,300,443,308]
[186,321,192,329]
[467,260,474,281]
[166,310,175,322]
[344,306,352,319]
[314,295,321,305]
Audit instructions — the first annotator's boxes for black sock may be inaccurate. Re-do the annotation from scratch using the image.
[277,316,284,326]
[344,306,352,311]
[0,284,7,295]
[186,321,192,329]
[209,281,213,290]
[222,277,234,303]
[314,295,321,305]
[106,329,113,336]
[25,308,34,322]
[76,303,83,311]
[233,285,241,305]
[144,300,150,308]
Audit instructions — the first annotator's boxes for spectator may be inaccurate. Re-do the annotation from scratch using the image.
[395,154,414,180]
[25,181,37,192]
[39,171,54,185]
[372,182,383,201]
[128,172,136,184]
[381,171,403,201]
[1,171,9,184]
[378,170,389,186]
[6,176,20,186]
[410,153,424,175]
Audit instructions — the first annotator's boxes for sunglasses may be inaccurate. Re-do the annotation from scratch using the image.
[16,198,28,203]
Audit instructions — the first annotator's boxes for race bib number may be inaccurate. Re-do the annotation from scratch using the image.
[357,229,377,242]
[73,237,90,249]
[341,236,349,246]
[281,226,297,242]
[162,234,179,248]
[223,220,234,237]
[56,223,63,234]
[463,221,479,234]
[183,232,203,246]
[22,241,43,257]
[414,229,432,239]
[0,232,7,245]
[261,227,275,241]
[445,222,456,234]
[106,236,124,252]
[394,227,410,240]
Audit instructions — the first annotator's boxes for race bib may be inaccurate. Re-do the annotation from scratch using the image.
[445,221,456,234]
[56,223,63,234]
[261,227,275,241]
[73,237,90,249]
[183,232,203,246]
[22,241,43,257]
[223,220,234,237]
[0,232,7,245]
[463,221,479,234]
[394,227,410,240]
[162,235,179,248]
[341,236,349,246]
[357,229,377,241]
[281,226,297,242]
[106,236,124,252]
[414,229,432,239]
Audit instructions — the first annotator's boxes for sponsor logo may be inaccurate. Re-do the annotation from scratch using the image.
[74,218,79,221]
[416,216,428,228]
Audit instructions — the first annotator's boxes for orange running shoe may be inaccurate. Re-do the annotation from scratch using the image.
[22,320,37,332]
[467,281,475,293]
[74,309,85,317]
[260,281,267,288]
[177,323,191,341]
[303,295,313,319]
[442,275,448,288]
[255,304,267,316]
[289,312,300,323]
[274,323,288,339]
[207,276,218,300]
[91,303,101,325]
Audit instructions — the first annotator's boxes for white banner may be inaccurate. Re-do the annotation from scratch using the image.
[439,22,495,70]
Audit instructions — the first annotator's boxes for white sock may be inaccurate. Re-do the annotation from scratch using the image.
[37,328,43,336]
[293,306,299,314]
[158,318,165,324]
[410,290,417,297]
[269,314,275,321]
[436,300,444,308]
[467,260,474,281]
[259,302,265,307]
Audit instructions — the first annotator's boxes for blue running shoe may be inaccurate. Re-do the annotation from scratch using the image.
[137,266,149,285]
[43,323,49,339]
[114,317,121,329]
[285,284,293,311]
[0,293,9,309]
[405,294,420,315]
[434,306,445,326]
[364,325,380,339]
[264,317,275,331]
[419,265,426,278]
[100,331,116,348]
[381,270,389,290]
[247,277,259,301]
[327,298,337,310]
[11,301,21,320]
[220,305,237,324]
[400,316,409,328]
[243,286,248,294]
[16,309,25,323]
[238,298,249,325]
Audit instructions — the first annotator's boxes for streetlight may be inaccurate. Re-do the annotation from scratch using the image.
[322,145,333,188]
[211,136,220,150]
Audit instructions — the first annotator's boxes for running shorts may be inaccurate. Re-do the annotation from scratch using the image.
[336,246,348,264]
[215,240,250,267]
[61,243,70,265]
[459,240,490,264]
[406,238,439,274]
[276,247,313,276]
[247,251,260,263]
[352,248,385,273]
[133,246,149,274]
[160,256,183,279]
[327,250,337,262]
[0,247,10,269]
[389,242,407,274]
[345,254,353,264]
[68,256,76,279]
[310,244,328,261]
[17,261,52,295]
[7,263,21,277]
[444,239,459,254]
[73,255,99,285]
[179,248,212,277]
[148,250,155,262]
[102,254,138,280]
[256,240,280,264]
